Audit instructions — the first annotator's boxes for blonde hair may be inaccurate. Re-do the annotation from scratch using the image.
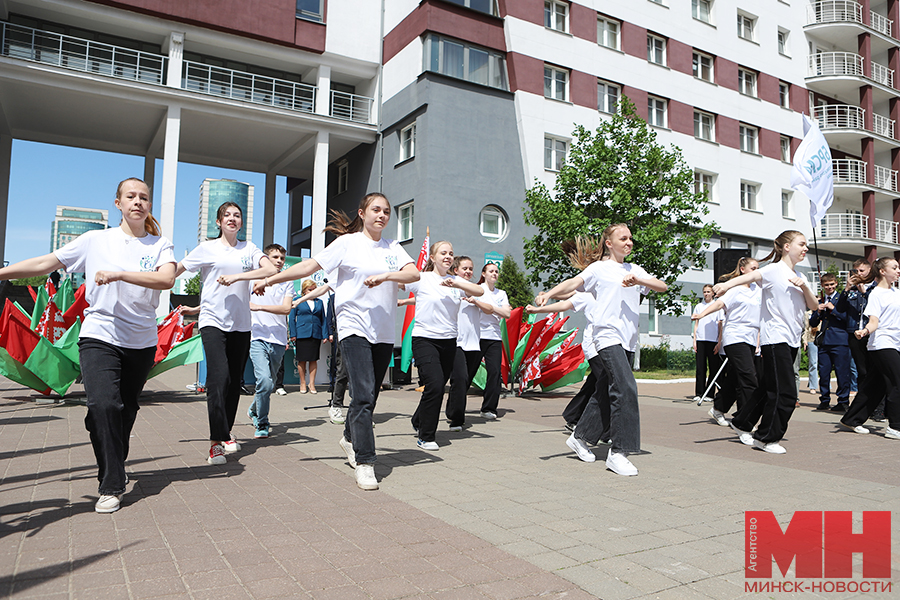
[301,279,317,294]
[424,241,452,272]
[761,230,804,264]
[323,193,390,236]
[116,177,161,236]
[560,237,604,271]
[719,256,758,282]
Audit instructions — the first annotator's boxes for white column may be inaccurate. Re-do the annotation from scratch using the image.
[165,32,185,90]
[158,105,181,316]
[143,155,156,201]
[0,135,11,266]
[311,130,330,256]
[315,65,331,117]
[263,170,276,247]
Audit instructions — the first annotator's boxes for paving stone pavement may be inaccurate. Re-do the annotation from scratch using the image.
[1,368,898,599]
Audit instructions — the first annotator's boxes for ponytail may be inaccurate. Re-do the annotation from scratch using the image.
[760,230,803,264]
[323,192,391,237]
[560,237,604,271]
[719,256,757,281]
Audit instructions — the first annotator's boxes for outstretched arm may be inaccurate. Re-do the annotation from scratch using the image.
[713,270,761,296]
[524,299,574,315]
[0,253,65,281]
[466,296,511,319]
[255,258,324,295]
[537,276,585,305]
[691,299,725,321]
[95,263,177,290]
[218,256,278,287]
[365,263,420,288]
[251,289,294,315]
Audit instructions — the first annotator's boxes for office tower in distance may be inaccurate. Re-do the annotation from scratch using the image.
[51,206,109,252]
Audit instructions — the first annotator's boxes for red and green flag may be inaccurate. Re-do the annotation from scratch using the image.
[400,228,429,373]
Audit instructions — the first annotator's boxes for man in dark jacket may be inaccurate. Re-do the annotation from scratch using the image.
[809,273,851,412]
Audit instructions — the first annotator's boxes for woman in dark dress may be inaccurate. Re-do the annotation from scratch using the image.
[289,279,328,394]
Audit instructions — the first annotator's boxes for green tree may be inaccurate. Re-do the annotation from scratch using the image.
[184,273,202,295]
[523,97,719,315]
[497,255,533,309]
[10,275,48,287]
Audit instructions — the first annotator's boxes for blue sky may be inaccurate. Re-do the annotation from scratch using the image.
[5,140,292,269]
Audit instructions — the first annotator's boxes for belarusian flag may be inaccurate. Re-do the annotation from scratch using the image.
[400,228,429,373]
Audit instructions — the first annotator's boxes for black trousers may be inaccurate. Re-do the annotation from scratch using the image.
[753,343,799,444]
[573,369,610,445]
[447,347,482,426]
[79,339,156,496]
[201,327,251,442]
[843,348,900,429]
[479,339,503,414]
[563,370,597,425]
[331,343,349,407]
[411,337,456,442]
[695,340,722,398]
[275,356,285,389]
[716,343,764,416]
[818,343,851,404]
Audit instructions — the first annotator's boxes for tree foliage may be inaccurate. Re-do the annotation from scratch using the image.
[184,273,202,295]
[497,255,533,309]
[523,97,719,315]
[10,275,48,287]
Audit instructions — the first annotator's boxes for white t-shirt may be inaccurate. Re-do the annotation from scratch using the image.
[314,232,413,344]
[692,300,723,342]
[570,292,597,360]
[181,239,265,332]
[759,261,809,348]
[405,272,464,340]
[250,281,293,345]
[479,284,509,341]
[720,283,762,348]
[580,260,650,353]
[55,227,175,349]
[864,286,900,351]
[456,295,482,351]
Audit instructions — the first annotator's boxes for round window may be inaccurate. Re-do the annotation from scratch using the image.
[479,205,508,243]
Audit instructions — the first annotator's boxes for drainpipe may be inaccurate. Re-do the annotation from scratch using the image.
[377,0,385,192]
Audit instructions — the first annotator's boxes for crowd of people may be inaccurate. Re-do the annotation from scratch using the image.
[2,181,898,512]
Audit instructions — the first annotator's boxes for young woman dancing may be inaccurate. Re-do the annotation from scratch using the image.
[841,257,900,438]
[253,193,418,490]
[714,231,818,454]
[0,177,176,513]
[536,226,667,476]
[473,262,511,419]
[692,257,763,432]
[691,285,724,404]
[407,242,483,450]
[446,256,480,431]
[177,202,277,465]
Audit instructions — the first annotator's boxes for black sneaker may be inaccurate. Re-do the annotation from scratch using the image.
[816,401,831,411]
[830,403,848,413]
[870,411,887,422]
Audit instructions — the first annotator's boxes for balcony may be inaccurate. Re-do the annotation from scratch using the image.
[807,1,863,25]
[0,21,166,84]
[1,21,375,124]
[872,62,895,87]
[833,158,867,185]
[871,11,893,37]
[874,113,895,138]
[808,52,864,78]
[814,104,864,129]
[874,164,899,191]
[817,213,899,244]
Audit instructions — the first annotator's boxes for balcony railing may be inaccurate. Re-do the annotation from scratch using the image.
[183,60,316,113]
[872,61,894,87]
[816,213,900,245]
[874,164,899,191]
[0,21,166,84]
[873,113,895,138]
[871,10,893,36]
[807,1,863,25]
[813,104,864,130]
[330,90,372,123]
[833,158,867,184]
[808,52,865,77]
[875,218,900,243]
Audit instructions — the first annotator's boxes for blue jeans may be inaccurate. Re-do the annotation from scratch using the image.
[806,342,818,391]
[340,335,393,465]
[249,340,285,427]
[586,345,639,453]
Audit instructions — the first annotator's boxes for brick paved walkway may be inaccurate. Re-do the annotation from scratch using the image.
[1,368,898,599]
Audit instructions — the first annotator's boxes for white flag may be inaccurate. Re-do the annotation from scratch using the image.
[790,114,834,229]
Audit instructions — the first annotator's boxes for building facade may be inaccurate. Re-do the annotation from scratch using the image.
[50,205,108,252]
[198,179,254,242]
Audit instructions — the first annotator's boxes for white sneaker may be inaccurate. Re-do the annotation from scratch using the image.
[207,444,226,465]
[275,387,287,396]
[730,421,755,446]
[417,439,439,451]
[355,464,378,490]
[329,406,345,424]
[838,422,869,435]
[223,433,240,453]
[753,439,787,454]
[339,436,357,468]
[884,426,900,440]
[448,425,463,432]
[480,411,497,420]
[605,450,638,476]
[708,407,728,427]
[95,494,121,513]
[566,433,596,463]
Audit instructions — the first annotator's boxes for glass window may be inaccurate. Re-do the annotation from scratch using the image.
[781,191,793,218]
[779,81,790,108]
[780,136,791,162]
[479,205,509,243]
[693,0,711,23]
[598,18,620,50]
[778,29,789,55]
[544,1,568,32]
[694,171,715,202]
[444,0,499,15]
[296,0,324,23]
[693,52,713,81]
[598,80,620,113]
[738,13,755,41]
[741,181,759,211]
[337,161,349,194]
[648,96,667,127]
[739,124,758,153]
[647,34,666,65]
[397,202,414,241]
[423,34,508,91]
[738,69,756,96]
[694,111,714,141]
[544,65,568,101]
[400,123,416,162]
[544,136,567,171]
